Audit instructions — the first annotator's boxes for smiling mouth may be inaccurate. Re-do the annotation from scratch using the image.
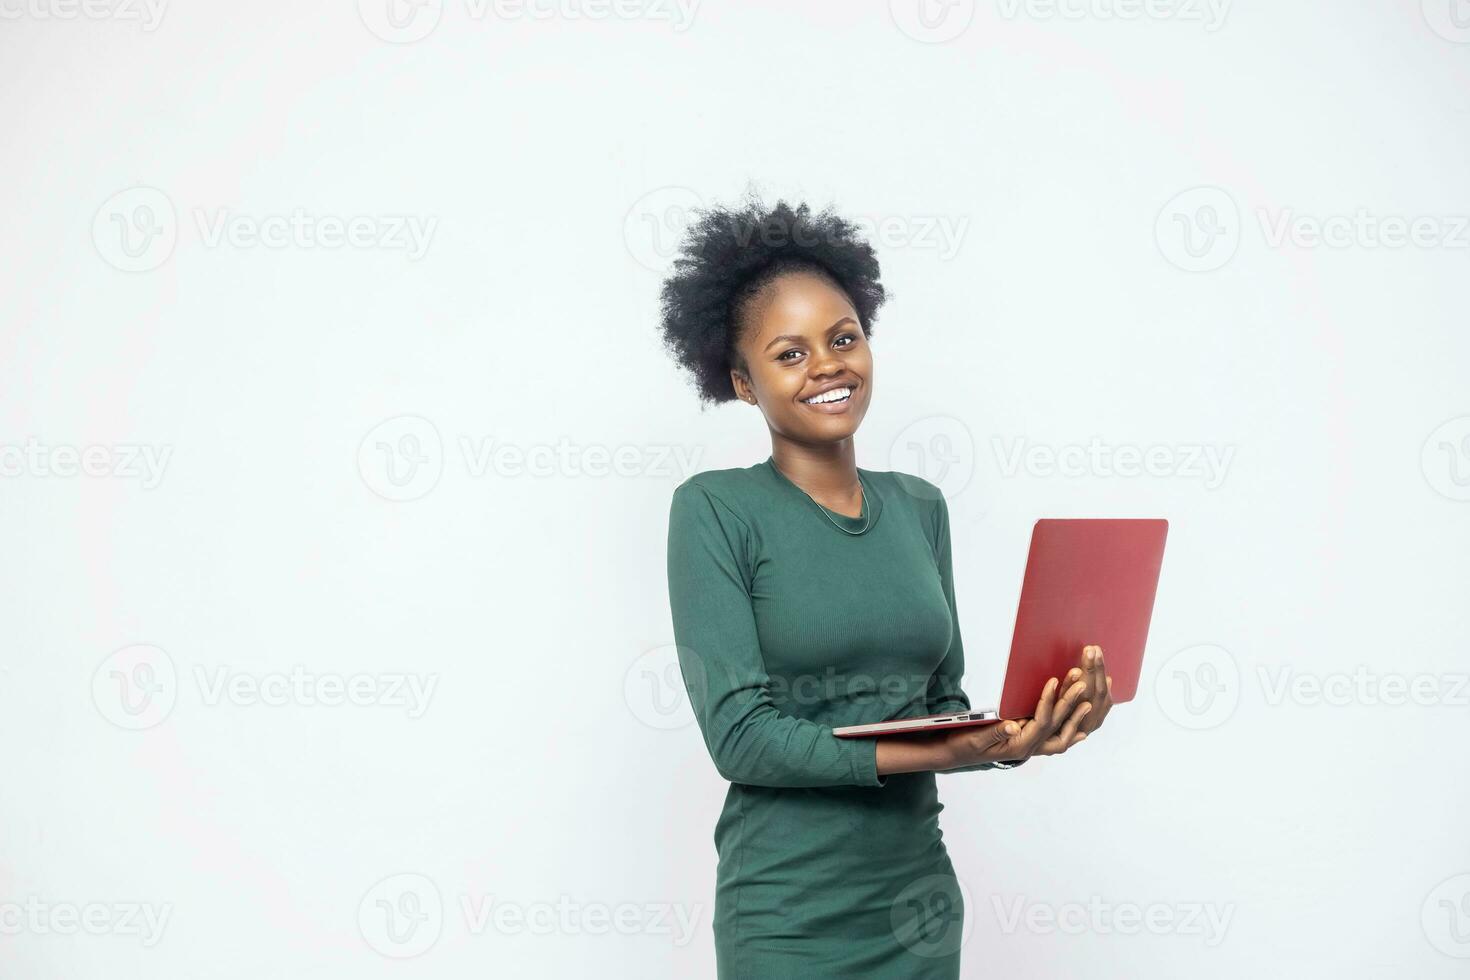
[801,385,854,406]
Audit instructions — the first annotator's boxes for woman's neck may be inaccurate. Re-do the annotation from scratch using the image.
[770,440,863,515]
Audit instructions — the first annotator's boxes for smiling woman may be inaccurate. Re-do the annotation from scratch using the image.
[658,198,1099,978]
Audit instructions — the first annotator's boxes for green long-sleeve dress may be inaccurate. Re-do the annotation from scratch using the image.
[665,456,1024,979]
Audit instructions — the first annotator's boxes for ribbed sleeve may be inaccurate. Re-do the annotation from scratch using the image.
[666,482,884,789]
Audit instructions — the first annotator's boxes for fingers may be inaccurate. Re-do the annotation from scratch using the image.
[990,720,1021,749]
[1018,673,1090,756]
[1029,676,1060,731]
[1085,645,1106,701]
[1056,700,1091,743]
[1011,651,1112,759]
[964,718,1026,766]
[1030,679,1086,751]
[1053,677,1088,721]
[1074,645,1112,734]
[1039,701,1091,754]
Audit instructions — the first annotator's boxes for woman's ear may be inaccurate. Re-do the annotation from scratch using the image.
[730,368,756,406]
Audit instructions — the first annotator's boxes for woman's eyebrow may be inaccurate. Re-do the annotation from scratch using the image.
[762,317,857,352]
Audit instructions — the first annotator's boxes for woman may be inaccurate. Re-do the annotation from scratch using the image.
[660,199,1113,979]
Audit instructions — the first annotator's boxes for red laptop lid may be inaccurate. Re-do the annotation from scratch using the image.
[998,519,1168,720]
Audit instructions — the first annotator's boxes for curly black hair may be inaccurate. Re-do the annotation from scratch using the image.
[658,197,887,405]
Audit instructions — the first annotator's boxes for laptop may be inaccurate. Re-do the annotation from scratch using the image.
[833,518,1168,738]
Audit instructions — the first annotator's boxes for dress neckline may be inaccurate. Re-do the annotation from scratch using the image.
[763,456,883,535]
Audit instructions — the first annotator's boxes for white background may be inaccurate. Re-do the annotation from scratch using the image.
[2,1,1468,977]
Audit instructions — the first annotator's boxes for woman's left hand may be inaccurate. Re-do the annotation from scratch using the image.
[1065,644,1113,736]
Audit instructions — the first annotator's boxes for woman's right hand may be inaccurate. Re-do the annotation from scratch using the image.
[942,676,1093,769]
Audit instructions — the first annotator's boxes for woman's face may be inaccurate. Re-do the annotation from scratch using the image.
[730,271,873,446]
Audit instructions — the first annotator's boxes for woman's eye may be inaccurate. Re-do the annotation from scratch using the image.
[777,333,856,361]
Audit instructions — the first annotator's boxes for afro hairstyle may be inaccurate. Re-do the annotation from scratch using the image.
[657,197,887,405]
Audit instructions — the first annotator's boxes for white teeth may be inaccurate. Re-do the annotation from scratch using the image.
[804,386,852,405]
